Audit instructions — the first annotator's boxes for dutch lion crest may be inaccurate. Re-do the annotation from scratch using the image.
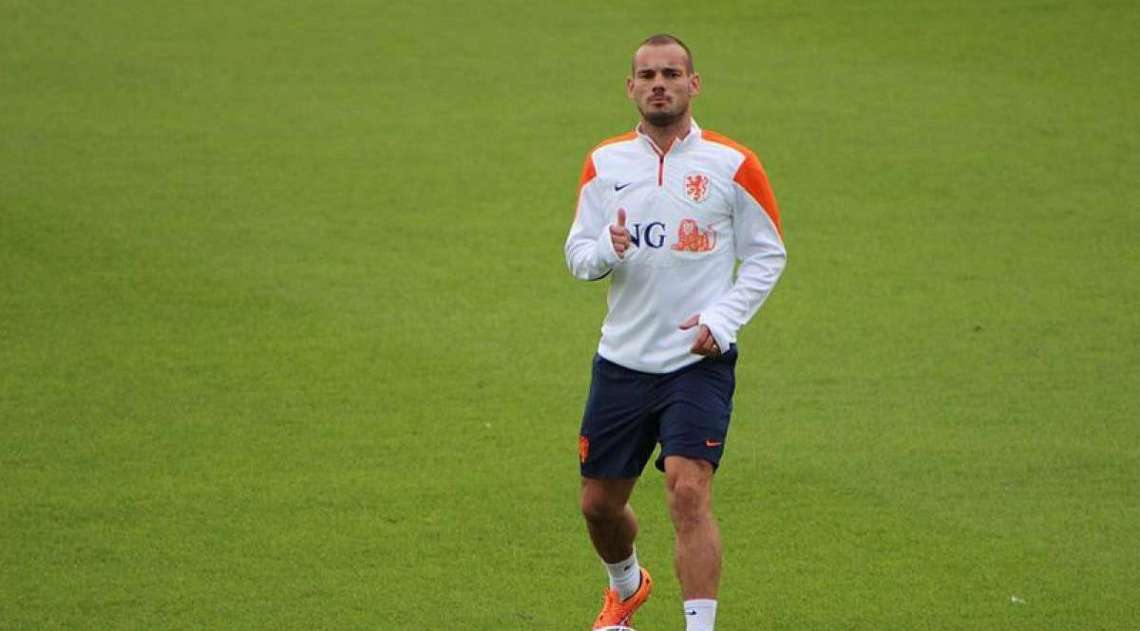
[684,173,710,203]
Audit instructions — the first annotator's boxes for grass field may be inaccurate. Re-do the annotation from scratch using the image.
[3,1,1139,628]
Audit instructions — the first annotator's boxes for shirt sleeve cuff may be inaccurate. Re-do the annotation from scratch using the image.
[597,230,621,266]
[698,312,734,352]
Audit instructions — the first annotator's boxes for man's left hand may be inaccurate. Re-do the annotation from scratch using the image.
[679,315,721,356]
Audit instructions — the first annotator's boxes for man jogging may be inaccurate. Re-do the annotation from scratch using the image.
[565,33,787,631]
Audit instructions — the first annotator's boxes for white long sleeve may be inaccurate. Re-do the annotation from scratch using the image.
[697,153,787,351]
[565,170,622,281]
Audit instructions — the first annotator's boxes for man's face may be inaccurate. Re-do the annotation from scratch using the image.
[627,43,700,128]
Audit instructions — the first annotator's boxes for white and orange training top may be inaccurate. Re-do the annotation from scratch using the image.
[565,120,786,374]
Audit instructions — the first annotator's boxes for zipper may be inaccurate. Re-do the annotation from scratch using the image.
[643,131,668,186]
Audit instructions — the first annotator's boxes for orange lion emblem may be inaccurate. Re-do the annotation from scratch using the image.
[684,173,710,203]
[671,218,717,252]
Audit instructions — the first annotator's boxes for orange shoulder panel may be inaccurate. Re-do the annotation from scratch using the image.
[702,130,782,237]
[578,155,597,189]
[578,131,635,190]
[595,130,638,151]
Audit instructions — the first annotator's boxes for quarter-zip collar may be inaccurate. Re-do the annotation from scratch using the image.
[635,119,702,157]
[635,119,701,186]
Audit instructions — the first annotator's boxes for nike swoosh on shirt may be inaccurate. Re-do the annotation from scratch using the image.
[705,440,723,448]
[614,182,632,191]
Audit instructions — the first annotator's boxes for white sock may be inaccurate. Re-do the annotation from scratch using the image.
[683,599,718,631]
[602,549,641,600]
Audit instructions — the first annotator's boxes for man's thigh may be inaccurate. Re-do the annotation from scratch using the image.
[654,348,737,472]
[579,355,659,479]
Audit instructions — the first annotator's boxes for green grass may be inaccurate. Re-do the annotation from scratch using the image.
[3,0,1138,628]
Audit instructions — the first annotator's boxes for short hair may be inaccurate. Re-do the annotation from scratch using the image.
[633,33,694,74]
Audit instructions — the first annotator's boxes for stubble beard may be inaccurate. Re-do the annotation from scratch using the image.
[640,104,684,129]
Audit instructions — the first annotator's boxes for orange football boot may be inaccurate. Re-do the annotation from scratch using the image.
[592,568,652,629]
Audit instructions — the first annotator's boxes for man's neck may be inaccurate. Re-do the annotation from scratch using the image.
[639,115,692,154]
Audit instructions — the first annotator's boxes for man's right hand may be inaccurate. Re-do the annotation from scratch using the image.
[610,208,630,258]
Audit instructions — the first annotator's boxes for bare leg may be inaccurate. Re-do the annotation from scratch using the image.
[664,456,720,599]
[581,477,639,562]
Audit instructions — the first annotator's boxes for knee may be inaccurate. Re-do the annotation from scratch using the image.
[581,490,625,525]
[666,477,711,528]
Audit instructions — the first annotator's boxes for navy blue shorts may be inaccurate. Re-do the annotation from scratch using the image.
[578,347,737,478]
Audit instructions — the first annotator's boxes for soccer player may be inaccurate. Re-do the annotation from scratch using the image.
[565,34,786,631]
